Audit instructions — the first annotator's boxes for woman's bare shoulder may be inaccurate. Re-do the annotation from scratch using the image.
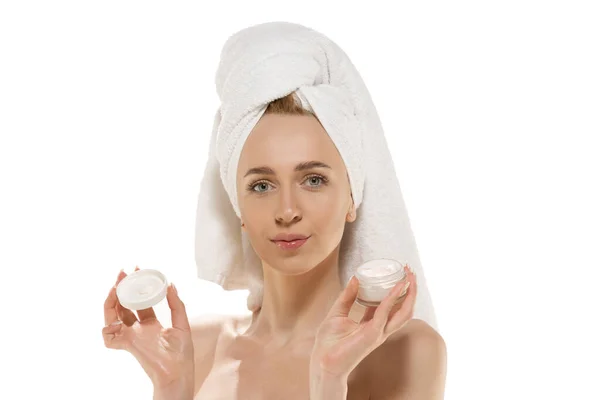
[189,313,226,342]
[188,312,253,396]
[387,318,443,344]
[189,312,252,354]
[365,319,447,398]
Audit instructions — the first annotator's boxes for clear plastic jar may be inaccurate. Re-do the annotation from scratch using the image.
[355,258,408,307]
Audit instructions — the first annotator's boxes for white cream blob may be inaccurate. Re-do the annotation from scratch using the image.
[354,259,407,306]
[116,269,168,311]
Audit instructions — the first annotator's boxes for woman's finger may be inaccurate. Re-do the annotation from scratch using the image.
[136,306,157,322]
[371,271,413,333]
[360,305,377,324]
[113,270,139,326]
[166,283,190,332]
[104,270,126,326]
[384,277,417,335]
[117,302,139,326]
[104,287,119,326]
[102,321,125,349]
[383,271,418,336]
[326,276,360,319]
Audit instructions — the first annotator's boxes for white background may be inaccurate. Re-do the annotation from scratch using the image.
[1,1,599,399]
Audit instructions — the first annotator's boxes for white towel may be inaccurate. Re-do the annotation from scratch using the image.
[195,21,438,331]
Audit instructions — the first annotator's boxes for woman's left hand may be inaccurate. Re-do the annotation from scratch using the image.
[310,265,417,379]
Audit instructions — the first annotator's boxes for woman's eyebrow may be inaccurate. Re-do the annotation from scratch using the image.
[244,161,332,177]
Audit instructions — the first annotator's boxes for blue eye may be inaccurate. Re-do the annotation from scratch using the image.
[246,175,329,194]
[306,176,324,186]
[305,174,329,187]
[250,181,271,193]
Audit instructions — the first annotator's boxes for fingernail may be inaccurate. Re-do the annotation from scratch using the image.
[397,280,410,296]
[110,320,122,326]
[114,269,124,285]
[171,283,177,294]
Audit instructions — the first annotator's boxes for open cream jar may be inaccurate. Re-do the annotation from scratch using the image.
[354,259,408,307]
[116,269,169,311]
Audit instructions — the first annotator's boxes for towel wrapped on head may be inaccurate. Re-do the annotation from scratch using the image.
[195,21,438,331]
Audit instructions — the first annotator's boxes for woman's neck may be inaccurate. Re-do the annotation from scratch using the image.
[242,248,343,347]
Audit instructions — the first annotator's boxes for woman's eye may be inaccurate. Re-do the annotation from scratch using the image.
[305,176,324,186]
[249,176,326,193]
[253,182,271,192]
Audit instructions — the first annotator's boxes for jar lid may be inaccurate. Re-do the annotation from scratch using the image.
[116,269,168,311]
[355,259,406,284]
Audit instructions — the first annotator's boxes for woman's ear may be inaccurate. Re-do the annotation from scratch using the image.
[346,204,356,223]
[346,191,356,222]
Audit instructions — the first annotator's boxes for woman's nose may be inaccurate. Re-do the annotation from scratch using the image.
[276,208,301,224]
[274,187,302,224]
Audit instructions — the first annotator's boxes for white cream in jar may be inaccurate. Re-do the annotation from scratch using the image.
[354,259,408,307]
[116,269,169,311]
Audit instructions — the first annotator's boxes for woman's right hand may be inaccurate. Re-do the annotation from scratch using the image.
[102,267,195,395]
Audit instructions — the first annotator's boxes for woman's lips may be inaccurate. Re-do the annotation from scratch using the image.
[271,237,310,250]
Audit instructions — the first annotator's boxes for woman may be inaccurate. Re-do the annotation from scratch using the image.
[103,24,446,400]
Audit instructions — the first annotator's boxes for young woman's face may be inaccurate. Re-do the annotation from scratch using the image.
[236,113,355,275]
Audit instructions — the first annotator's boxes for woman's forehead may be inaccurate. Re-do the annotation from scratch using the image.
[238,114,344,171]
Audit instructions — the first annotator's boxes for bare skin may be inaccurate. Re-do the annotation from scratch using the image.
[190,313,445,399]
[102,111,446,399]
[190,112,446,399]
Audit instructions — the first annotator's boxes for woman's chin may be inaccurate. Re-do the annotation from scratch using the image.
[265,255,319,275]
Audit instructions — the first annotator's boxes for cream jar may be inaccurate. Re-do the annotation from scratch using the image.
[354,259,408,307]
[116,269,169,311]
